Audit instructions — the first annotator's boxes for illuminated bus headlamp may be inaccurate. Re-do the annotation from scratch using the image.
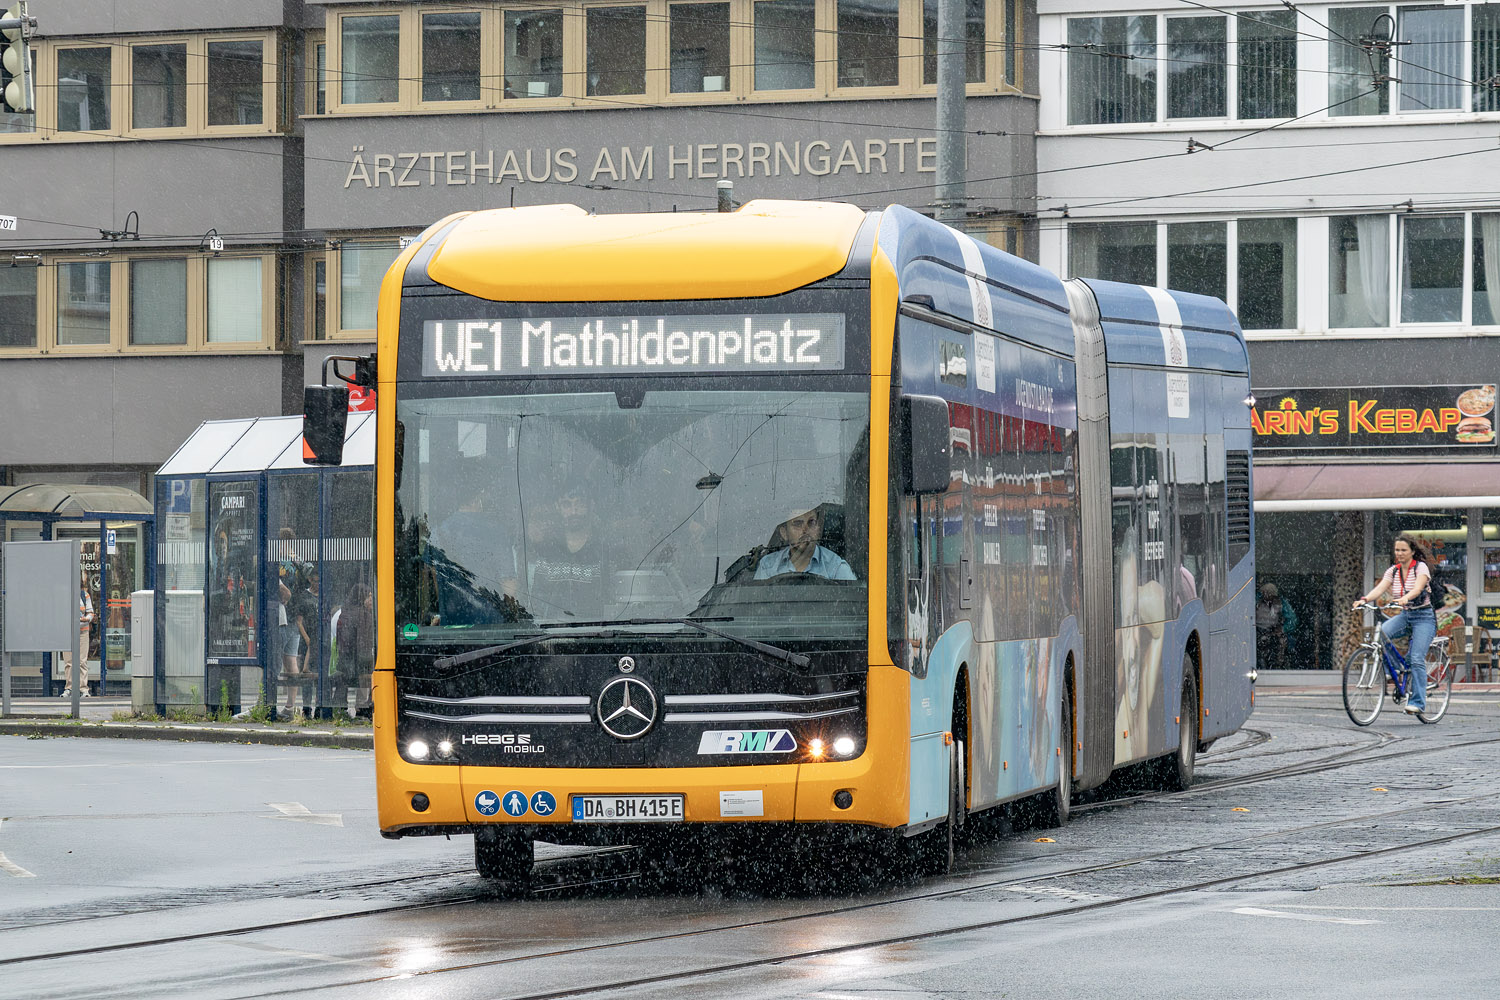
[832,736,857,757]
[436,740,455,759]
[806,738,826,759]
[407,740,431,761]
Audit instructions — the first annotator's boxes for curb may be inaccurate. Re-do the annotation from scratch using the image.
[0,720,373,749]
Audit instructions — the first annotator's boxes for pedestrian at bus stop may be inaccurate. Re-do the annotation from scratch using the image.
[59,573,94,698]
[1353,533,1437,714]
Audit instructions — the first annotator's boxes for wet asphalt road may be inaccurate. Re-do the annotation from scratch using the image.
[3,682,1500,999]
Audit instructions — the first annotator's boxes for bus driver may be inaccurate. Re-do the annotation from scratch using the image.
[754,503,857,581]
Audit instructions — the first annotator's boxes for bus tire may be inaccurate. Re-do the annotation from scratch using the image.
[474,827,534,887]
[1036,695,1072,828]
[1163,665,1198,791]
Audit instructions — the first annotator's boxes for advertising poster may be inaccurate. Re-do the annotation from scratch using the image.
[207,482,258,658]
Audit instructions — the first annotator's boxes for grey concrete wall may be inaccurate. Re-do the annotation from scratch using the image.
[1036,121,1494,219]
[1247,338,1500,391]
[0,355,296,466]
[304,97,1038,231]
[34,1,293,37]
[0,139,291,251]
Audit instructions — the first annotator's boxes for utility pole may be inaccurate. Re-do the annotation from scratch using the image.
[934,0,966,225]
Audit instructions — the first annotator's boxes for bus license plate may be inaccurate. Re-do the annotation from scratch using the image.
[571,794,684,823]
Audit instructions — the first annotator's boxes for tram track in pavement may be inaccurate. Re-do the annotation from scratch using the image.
[92,788,1500,1000]
[7,731,1500,977]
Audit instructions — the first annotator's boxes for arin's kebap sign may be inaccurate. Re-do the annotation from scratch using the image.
[421,313,846,377]
[1252,384,1496,453]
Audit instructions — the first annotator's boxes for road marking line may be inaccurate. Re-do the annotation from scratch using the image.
[228,940,364,966]
[1232,907,1379,924]
[0,852,36,877]
[1274,905,1500,912]
[265,802,344,827]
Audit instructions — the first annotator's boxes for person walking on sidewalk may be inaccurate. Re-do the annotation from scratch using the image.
[1256,583,1296,670]
[1353,533,1437,715]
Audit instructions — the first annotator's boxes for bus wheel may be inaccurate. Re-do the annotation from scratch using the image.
[474,827,534,887]
[1036,697,1072,828]
[1163,665,1198,791]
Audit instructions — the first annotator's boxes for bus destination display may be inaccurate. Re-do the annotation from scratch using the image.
[422,313,845,377]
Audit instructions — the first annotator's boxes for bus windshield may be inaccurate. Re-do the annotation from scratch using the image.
[394,388,871,644]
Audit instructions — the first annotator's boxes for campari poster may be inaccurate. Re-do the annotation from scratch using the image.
[1252,384,1496,455]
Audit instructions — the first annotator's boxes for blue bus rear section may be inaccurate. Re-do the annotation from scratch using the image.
[874,208,1253,823]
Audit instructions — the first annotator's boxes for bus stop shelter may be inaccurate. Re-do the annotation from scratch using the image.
[0,484,154,697]
[154,413,374,718]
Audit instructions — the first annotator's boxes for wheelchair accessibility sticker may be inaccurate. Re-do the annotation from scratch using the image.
[474,790,501,816]
[530,790,557,816]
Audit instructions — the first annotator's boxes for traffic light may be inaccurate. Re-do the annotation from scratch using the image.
[1,2,35,115]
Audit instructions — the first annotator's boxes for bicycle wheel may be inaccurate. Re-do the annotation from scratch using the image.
[1418,648,1454,724]
[1342,646,1386,726]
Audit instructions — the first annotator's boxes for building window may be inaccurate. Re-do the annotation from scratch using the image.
[207,39,264,126]
[755,0,816,91]
[670,3,731,93]
[1328,7,1389,116]
[1237,10,1296,119]
[314,40,328,114]
[1399,5,1463,111]
[1330,215,1391,328]
[57,262,112,346]
[132,43,188,129]
[1068,221,1157,285]
[129,258,188,346]
[1237,218,1297,330]
[339,241,401,334]
[587,6,648,97]
[208,258,264,343]
[57,47,111,132]
[308,256,329,341]
[421,10,481,103]
[0,265,38,349]
[1006,0,1019,87]
[922,0,986,85]
[1475,214,1500,326]
[1166,17,1226,119]
[1477,5,1500,113]
[505,9,564,99]
[342,13,401,105]
[1167,221,1227,299]
[838,0,899,88]
[1067,16,1157,125]
[1400,215,1464,324]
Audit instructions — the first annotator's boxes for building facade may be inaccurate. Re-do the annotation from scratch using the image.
[1035,0,1500,666]
[0,0,1038,693]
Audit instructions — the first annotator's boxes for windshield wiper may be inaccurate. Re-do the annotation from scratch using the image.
[430,632,553,671]
[540,616,811,669]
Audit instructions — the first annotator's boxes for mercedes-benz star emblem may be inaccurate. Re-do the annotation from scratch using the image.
[596,676,658,740]
[617,655,636,673]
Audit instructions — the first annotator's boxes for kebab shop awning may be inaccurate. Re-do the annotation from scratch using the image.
[1254,463,1500,512]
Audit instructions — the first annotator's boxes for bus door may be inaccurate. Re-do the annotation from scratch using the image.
[904,493,939,679]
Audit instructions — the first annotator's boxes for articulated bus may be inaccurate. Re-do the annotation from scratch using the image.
[308,201,1255,884]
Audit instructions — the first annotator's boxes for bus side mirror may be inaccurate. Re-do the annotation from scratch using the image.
[902,394,951,494]
[303,385,349,465]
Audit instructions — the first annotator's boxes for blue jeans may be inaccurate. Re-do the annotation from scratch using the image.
[1382,606,1437,711]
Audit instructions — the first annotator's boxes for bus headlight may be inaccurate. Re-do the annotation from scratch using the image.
[436,740,455,759]
[407,740,431,760]
[833,736,857,757]
[807,738,826,759]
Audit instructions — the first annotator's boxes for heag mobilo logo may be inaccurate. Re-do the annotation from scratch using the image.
[461,733,546,753]
[697,729,796,754]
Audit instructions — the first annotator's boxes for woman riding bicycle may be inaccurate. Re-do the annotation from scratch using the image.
[1352,533,1436,715]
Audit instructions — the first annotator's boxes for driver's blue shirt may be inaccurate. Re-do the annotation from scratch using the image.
[754,545,856,581]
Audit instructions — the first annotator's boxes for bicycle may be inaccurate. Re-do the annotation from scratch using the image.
[1342,602,1454,726]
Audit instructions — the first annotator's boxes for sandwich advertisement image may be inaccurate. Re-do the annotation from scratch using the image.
[1252,384,1497,455]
